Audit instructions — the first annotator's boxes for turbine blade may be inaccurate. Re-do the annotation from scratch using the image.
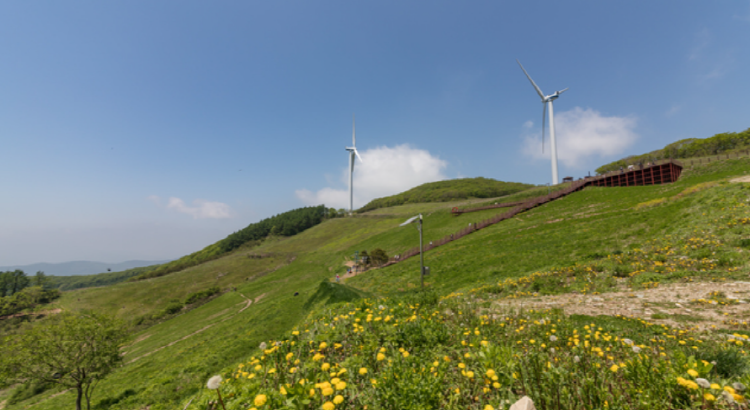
[542,103,547,154]
[516,59,545,100]
[354,148,363,163]
[400,215,419,226]
[352,114,356,147]
[557,87,569,95]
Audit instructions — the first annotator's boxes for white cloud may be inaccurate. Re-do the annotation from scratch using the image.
[296,144,448,209]
[522,107,638,168]
[150,196,232,219]
[665,105,681,117]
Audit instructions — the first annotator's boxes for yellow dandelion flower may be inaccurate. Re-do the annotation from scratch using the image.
[322,401,335,410]
[687,369,699,377]
[333,395,344,404]
[254,394,268,406]
[359,367,368,375]
[322,387,334,396]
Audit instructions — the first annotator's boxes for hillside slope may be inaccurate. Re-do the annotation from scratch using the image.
[6,158,750,410]
[596,126,750,174]
[358,177,534,213]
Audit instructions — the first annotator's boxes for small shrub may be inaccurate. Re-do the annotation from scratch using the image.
[162,299,184,315]
[184,286,220,305]
[700,346,750,378]
[8,381,53,405]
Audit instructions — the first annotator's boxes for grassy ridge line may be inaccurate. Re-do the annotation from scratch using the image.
[50,265,161,291]
[358,177,534,213]
[596,127,750,174]
[131,205,326,281]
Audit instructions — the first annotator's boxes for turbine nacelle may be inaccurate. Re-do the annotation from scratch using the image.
[544,88,569,102]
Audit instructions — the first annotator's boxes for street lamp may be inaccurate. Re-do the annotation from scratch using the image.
[400,213,428,290]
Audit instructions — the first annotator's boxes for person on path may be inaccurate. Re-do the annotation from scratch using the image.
[336,274,340,283]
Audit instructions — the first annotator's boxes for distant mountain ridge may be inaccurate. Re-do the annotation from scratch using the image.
[0,260,172,276]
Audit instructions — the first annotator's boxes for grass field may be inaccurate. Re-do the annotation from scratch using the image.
[4,157,750,410]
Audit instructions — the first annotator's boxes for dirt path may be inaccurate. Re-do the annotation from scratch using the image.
[730,175,750,183]
[0,308,61,321]
[342,260,373,280]
[488,281,750,330]
[126,292,266,363]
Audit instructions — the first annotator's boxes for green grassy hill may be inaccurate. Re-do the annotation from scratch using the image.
[596,126,750,174]
[358,177,534,213]
[4,157,750,410]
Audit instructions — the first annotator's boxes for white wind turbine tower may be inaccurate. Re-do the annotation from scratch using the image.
[517,60,568,185]
[345,114,363,215]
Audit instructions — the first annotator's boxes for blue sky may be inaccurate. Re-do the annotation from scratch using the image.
[1,1,748,266]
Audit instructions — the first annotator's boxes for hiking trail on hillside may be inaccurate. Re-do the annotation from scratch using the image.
[486,280,750,330]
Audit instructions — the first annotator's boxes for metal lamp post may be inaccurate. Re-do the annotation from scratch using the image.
[400,213,426,290]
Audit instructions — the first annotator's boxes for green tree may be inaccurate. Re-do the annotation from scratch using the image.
[0,312,128,410]
[369,248,389,267]
[0,271,10,296]
[359,250,370,267]
[32,271,52,289]
[0,270,30,296]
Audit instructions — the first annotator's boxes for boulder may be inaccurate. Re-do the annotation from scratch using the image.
[510,396,536,410]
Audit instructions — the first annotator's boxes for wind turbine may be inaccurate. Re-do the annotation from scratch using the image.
[345,114,363,214]
[517,60,568,185]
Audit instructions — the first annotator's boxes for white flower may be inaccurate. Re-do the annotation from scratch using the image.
[632,346,641,353]
[696,378,710,389]
[259,342,267,350]
[622,338,633,346]
[549,335,557,342]
[573,356,580,363]
[379,305,386,310]
[207,375,222,390]
[549,348,556,354]
[733,382,747,392]
[723,391,735,404]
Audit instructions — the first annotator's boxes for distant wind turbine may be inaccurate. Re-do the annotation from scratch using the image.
[346,114,363,214]
[517,60,569,185]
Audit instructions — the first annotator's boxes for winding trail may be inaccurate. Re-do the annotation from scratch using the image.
[125,292,264,363]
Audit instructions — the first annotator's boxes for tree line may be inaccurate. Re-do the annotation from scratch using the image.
[219,205,326,252]
[132,205,328,281]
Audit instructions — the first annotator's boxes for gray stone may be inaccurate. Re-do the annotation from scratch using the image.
[510,396,536,410]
